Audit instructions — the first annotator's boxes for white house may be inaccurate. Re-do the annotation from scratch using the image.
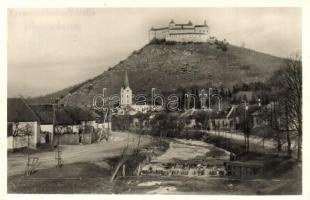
[7,98,41,150]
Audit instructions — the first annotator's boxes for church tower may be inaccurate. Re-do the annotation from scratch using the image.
[120,70,132,107]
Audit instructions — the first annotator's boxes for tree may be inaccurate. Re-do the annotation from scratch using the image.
[12,122,35,175]
[12,123,33,150]
[268,53,302,159]
[280,54,302,160]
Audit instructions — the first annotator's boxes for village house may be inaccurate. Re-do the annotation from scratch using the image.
[29,103,104,146]
[63,106,102,144]
[29,104,76,146]
[201,106,235,131]
[7,98,41,150]
[251,110,268,128]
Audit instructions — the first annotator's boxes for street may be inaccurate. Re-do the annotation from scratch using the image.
[8,131,153,177]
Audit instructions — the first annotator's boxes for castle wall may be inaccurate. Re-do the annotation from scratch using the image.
[166,33,209,43]
[169,29,196,34]
[150,21,209,43]
[149,29,168,41]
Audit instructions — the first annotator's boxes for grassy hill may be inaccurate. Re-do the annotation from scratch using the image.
[28,42,285,107]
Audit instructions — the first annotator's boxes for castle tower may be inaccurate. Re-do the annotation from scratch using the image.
[169,19,175,28]
[120,70,132,107]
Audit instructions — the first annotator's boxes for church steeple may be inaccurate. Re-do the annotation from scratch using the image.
[123,70,129,88]
[121,70,132,107]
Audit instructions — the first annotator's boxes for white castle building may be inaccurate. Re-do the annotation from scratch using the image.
[149,20,210,43]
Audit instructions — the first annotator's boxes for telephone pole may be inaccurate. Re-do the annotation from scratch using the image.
[52,97,63,168]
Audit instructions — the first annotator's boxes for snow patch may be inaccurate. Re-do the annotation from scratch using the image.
[147,186,177,194]
[138,181,162,187]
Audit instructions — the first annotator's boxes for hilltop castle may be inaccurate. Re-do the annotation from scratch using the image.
[149,20,210,43]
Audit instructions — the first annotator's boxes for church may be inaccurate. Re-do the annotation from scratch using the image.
[119,71,152,114]
[120,71,132,107]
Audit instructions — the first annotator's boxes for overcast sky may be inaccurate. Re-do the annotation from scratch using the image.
[8,8,301,97]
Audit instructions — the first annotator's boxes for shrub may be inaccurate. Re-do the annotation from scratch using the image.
[215,39,228,51]
[165,41,176,45]
[149,38,166,45]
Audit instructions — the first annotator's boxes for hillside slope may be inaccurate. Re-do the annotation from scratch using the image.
[29,42,285,107]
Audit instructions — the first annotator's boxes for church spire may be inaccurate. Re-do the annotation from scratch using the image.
[124,70,129,88]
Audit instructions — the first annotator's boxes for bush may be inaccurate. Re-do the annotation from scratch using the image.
[215,39,228,51]
[165,41,176,45]
[149,38,166,45]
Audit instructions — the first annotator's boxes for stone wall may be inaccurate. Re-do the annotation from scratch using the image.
[57,131,99,145]
[59,133,80,145]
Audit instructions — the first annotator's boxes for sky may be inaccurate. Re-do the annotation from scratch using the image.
[7,8,301,97]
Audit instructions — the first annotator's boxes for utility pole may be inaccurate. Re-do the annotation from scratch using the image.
[26,128,30,175]
[104,106,111,141]
[208,88,212,110]
[243,100,249,152]
[52,97,63,168]
[258,98,265,153]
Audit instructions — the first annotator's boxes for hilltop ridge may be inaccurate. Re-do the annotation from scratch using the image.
[28,42,285,106]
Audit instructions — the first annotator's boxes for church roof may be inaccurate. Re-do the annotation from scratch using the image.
[195,24,208,27]
[150,27,168,31]
[123,71,130,88]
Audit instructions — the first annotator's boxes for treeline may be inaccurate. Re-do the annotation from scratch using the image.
[232,82,271,93]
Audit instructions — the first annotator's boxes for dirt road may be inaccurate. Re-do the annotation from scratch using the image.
[206,130,275,151]
[8,132,153,177]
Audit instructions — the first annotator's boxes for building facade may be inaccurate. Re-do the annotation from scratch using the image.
[149,20,210,43]
[7,98,41,150]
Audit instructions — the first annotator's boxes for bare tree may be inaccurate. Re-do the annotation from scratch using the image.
[280,53,302,160]
[12,122,37,175]
[12,122,33,150]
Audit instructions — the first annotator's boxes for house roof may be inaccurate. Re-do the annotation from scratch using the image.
[175,23,193,26]
[29,104,54,124]
[195,25,208,28]
[29,104,78,125]
[64,106,99,122]
[169,27,195,30]
[7,98,39,122]
[169,32,205,35]
[56,108,77,125]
